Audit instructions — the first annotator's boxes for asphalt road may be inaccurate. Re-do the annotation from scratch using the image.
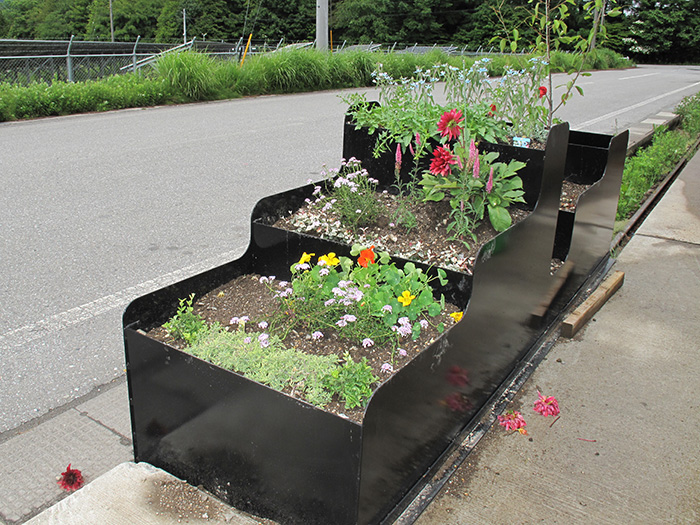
[1,63,699,434]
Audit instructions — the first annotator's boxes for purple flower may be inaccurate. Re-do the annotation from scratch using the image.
[312,331,324,340]
[398,348,407,357]
[258,321,268,329]
[382,304,393,313]
[244,337,252,344]
[324,298,336,306]
[398,316,410,326]
[336,319,348,327]
[258,333,270,348]
[319,267,330,276]
[229,316,240,325]
[362,338,374,348]
[295,263,310,271]
[419,319,429,329]
[278,281,289,288]
[381,363,393,373]
[343,314,357,323]
[397,324,412,338]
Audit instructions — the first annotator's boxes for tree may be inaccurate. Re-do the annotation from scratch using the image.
[332,0,393,43]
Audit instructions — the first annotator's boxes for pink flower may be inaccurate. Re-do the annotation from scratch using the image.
[473,151,480,179]
[497,410,528,434]
[486,167,494,193]
[415,132,421,145]
[395,144,402,172]
[533,391,560,417]
[429,146,458,176]
[437,109,464,141]
[409,142,415,156]
[58,464,84,492]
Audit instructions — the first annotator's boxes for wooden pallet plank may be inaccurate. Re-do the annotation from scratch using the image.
[562,270,625,338]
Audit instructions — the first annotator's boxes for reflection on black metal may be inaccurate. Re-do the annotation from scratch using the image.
[124,118,628,525]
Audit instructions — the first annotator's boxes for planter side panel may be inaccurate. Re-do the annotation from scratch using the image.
[358,123,572,524]
[557,130,629,297]
[125,328,362,525]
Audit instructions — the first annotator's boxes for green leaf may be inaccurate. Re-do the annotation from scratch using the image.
[488,205,512,232]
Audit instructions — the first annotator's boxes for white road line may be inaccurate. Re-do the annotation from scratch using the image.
[619,73,660,80]
[577,81,700,129]
[0,249,244,350]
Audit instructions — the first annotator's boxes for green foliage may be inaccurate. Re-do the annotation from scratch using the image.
[163,294,207,345]
[617,127,692,220]
[0,47,630,123]
[421,144,526,243]
[323,352,378,409]
[0,73,170,121]
[322,158,381,231]
[617,89,700,221]
[269,247,447,351]
[155,49,218,101]
[187,325,339,407]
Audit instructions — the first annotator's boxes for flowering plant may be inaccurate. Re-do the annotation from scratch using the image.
[420,110,527,244]
[317,157,381,232]
[341,64,444,161]
[271,247,448,357]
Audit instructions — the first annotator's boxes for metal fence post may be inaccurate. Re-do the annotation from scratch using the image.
[132,35,141,73]
[66,35,75,82]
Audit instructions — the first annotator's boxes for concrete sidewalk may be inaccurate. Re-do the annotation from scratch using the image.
[3,113,697,525]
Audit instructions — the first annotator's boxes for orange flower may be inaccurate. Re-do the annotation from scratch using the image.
[357,246,376,268]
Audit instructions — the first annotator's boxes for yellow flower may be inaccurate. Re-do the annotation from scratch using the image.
[297,252,314,265]
[398,290,416,307]
[318,252,340,266]
[450,312,463,322]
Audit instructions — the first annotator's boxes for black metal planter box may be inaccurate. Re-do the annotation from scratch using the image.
[124,123,628,525]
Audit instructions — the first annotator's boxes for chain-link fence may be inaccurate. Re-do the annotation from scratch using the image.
[0,38,244,85]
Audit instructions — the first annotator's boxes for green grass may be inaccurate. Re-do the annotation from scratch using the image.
[616,91,700,221]
[0,47,631,123]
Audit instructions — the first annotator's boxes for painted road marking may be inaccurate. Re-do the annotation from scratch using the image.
[0,249,244,350]
[577,81,700,129]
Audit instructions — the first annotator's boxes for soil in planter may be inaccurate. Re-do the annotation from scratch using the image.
[147,275,461,423]
[274,192,530,274]
[560,180,589,212]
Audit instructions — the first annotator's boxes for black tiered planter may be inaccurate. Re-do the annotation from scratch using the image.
[124,122,628,524]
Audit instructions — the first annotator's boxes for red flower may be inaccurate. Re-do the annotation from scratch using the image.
[358,246,376,268]
[429,146,458,176]
[497,410,528,435]
[539,86,547,98]
[437,109,464,141]
[487,103,497,117]
[533,391,560,417]
[58,464,84,492]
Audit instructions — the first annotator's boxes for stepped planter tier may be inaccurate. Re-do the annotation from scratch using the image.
[124,123,628,524]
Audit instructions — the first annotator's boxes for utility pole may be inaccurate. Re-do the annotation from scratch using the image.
[109,0,114,42]
[316,0,328,51]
